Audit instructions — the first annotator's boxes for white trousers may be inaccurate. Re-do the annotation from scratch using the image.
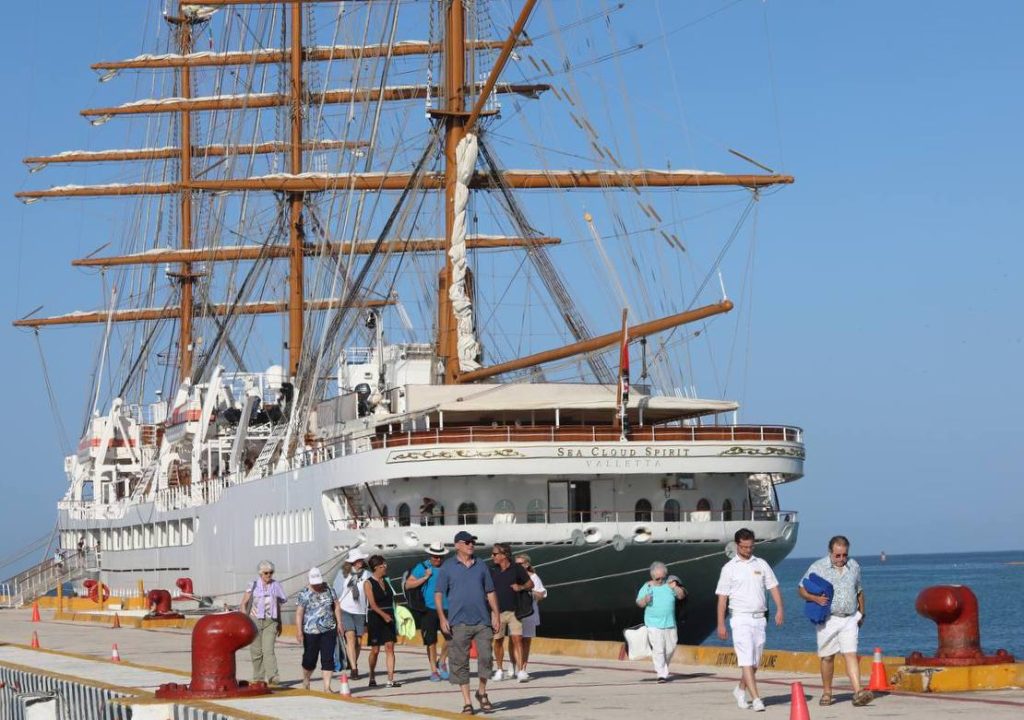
[648,626,678,678]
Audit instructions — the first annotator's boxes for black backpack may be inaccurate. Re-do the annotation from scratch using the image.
[402,560,431,613]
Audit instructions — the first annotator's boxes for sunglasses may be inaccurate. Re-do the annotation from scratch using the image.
[459,540,476,545]
[260,571,274,576]
[491,551,504,557]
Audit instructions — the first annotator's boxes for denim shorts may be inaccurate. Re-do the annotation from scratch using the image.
[342,611,366,636]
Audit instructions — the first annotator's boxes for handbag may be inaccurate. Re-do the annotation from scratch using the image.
[514,589,535,620]
[623,624,652,660]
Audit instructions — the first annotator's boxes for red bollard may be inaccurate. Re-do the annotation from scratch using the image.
[906,585,1015,666]
[155,612,270,699]
[145,589,185,619]
[175,577,195,598]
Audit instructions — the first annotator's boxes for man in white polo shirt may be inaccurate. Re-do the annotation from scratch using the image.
[715,528,784,712]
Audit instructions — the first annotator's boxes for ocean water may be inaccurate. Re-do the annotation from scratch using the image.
[701,550,1024,658]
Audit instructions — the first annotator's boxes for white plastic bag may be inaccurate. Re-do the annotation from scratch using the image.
[623,624,652,660]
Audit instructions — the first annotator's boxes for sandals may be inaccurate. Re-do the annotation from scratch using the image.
[819,693,833,706]
[852,690,875,707]
[475,691,494,712]
[461,704,475,715]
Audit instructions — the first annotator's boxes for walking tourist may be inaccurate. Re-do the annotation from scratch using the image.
[798,535,873,707]
[240,560,287,687]
[636,561,687,683]
[514,553,547,678]
[334,548,371,678]
[404,541,451,681]
[364,554,401,688]
[488,542,533,682]
[435,530,500,714]
[715,528,784,712]
[295,566,342,692]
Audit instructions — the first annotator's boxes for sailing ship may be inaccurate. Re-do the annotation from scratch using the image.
[14,1,802,643]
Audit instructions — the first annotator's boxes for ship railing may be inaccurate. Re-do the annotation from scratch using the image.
[337,508,799,530]
[371,424,804,449]
[0,549,97,605]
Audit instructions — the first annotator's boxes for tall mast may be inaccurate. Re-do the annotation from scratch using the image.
[437,0,468,384]
[288,2,305,377]
[175,4,196,382]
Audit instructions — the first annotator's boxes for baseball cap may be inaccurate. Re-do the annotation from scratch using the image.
[308,567,324,584]
[453,530,477,544]
[346,548,370,563]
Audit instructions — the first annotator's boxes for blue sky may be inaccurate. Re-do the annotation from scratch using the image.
[0,1,1021,576]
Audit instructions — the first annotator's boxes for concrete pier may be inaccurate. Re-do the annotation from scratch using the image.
[1,608,1021,719]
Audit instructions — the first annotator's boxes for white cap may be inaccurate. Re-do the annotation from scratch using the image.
[346,548,370,563]
[308,567,324,585]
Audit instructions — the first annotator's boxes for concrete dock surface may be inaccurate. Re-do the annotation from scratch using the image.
[1,608,1021,719]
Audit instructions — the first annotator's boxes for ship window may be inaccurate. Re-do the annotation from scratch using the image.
[696,498,711,511]
[723,499,734,521]
[526,499,546,524]
[457,502,478,525]
[635,499,652,522]
[397,503,411,527]
[664,499,681,522]
[493,499,515,523]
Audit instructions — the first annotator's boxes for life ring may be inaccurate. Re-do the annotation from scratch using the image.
[83,579,110,603]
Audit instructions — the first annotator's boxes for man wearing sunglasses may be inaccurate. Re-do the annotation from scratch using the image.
[798,535,872,707]
[435,531,501,714]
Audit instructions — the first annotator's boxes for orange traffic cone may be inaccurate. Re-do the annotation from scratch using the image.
[339,672,351,696]
[868,647,891,692]
[789,681,810,720]
[469,639,478,660]
[112,613,121,629]
[31,602,41,623]
[110,643,122,662]
[30,631,40,649]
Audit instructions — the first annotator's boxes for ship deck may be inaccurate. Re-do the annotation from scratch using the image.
[2,608,1020,720]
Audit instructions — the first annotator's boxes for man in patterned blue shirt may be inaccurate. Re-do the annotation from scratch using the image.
[798,536,873,707]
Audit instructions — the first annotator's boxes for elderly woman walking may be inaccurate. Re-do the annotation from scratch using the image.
[240,560,287,687]
[295,566,343,692]
[636,561,686,683]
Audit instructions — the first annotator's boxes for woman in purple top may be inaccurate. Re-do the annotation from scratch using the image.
[240,560,288,686]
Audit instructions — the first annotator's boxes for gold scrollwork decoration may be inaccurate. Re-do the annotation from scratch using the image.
[719,446,806,459]
[388,447,526,463]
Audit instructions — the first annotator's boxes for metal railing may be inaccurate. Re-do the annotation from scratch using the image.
[0,549,98,606]
[328,507,799,531]
[372,423,803,449]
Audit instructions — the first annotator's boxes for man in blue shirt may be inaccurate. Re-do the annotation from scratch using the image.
[435,531,500,714]
[405,541,450,681]
[798,535,872,707]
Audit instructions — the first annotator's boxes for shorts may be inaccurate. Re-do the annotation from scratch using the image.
[493,610,523,639]
[419,610,441,645]
[342,611,366,636]
[816,612,861,657]
[302,629,338,671]
[520,617,539,638]
[729,614,766,667]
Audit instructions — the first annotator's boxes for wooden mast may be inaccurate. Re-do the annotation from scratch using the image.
[287,2,305,378]
[175,4,196,382]
[437,0,468,384]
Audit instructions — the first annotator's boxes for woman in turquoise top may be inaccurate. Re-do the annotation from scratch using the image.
[636,561,687,682]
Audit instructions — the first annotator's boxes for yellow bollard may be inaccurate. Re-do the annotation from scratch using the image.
[57,581,63,614]
[137,579,145,598]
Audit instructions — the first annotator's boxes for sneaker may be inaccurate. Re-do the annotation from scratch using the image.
[439,664,450,681]
[516,670,529,683]
[430,672,442,682]
[656,677,668,684]
[751,698,765,712]
[492,669,505,681]
[732,686,750,709]
[386,680,402,688]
